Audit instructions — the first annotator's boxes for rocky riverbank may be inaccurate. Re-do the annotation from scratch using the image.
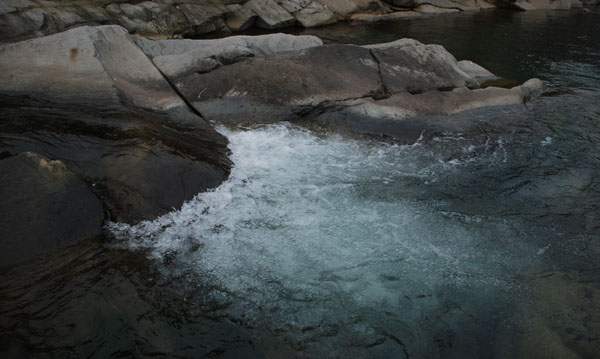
[0,0,594,44]
[0,24,543,266]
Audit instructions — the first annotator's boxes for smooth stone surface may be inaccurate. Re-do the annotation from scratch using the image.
[316,0,384,17]
[0,25,187,111]
[415,4,461,13]
[349,11,423,23]
[135,33,323,78]
[293,1,337,27]
[245,0,297,29]
[365,38,479,93]
[181,44,382,125]
[0,152,104,268]
[458,59,498,84]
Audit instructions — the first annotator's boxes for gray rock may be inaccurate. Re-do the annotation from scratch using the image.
[0,152,104,268]
[293,1,337,27]
[226,4,257,31]
[0,26,232,223]
[349,10,422,23]
[383,0,495,10]
[365,38,479,94]
[174,44,382,125]
[415,4,461,13]
[0,25,188,111]
[458,60,498,84]
[0,0,232,44]
[315,0,384,17]
[245,0,297,29]
[135,33,323,78]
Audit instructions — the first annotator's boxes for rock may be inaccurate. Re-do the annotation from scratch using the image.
[135,33,323,78]
[513,78,545,101]
[151,35,542,143]
[415,4,461,13]
[0,26,232,223]
[0,152,104,268]
[171,44,382,125]
[314,0,385,18]
[0,94,231,224]
[350,11,423,23]
[293,1,338,27]
[226,4,257,31]
[0,0,232,44]
[458,60,498,84]
[245,0,297,29]
[0,25,187,110]
[383,0,495,10]
[365,38,479,93]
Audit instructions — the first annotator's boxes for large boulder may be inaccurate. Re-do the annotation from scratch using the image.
[0,152,104,268]
[365,38,480,93]
[0,25,231,223]
[245,0,297,29]
[315,0,385,18]
[148,35,542,142]
[169,44,383,125]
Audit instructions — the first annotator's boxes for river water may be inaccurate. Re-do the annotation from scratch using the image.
[1,8,599,359]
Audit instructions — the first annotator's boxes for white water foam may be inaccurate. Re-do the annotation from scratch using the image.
[109,123,540,319]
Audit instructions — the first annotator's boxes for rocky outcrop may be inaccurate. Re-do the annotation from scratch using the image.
[0,25,545,266]
[139,34,543,142]
[0,152,104,267]
[1,0,592,45]
[0,25,232,225]
[0,0,497,45]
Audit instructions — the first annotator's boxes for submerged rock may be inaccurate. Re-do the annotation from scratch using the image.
[0,152,104,268]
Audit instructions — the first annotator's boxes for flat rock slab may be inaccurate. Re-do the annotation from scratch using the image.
[0,152,104,268]
[173,44,382,125]
[0,25,187,111]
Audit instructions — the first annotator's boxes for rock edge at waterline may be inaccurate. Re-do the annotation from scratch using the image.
[0,0,592,45]
[0,25,543,267]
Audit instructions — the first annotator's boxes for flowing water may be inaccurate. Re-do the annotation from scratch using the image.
[2,8,600,359]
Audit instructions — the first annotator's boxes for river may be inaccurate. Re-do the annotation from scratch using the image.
[1,8,599,359]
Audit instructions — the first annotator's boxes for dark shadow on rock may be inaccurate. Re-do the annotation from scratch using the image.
[0,94,231,224]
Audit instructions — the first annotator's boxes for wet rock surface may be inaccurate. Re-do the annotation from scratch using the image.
[0,152,104,268]
[0,95,231,224]
[0,25,232,267]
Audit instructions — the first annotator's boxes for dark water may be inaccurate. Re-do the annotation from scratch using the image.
[2,9,600,359]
